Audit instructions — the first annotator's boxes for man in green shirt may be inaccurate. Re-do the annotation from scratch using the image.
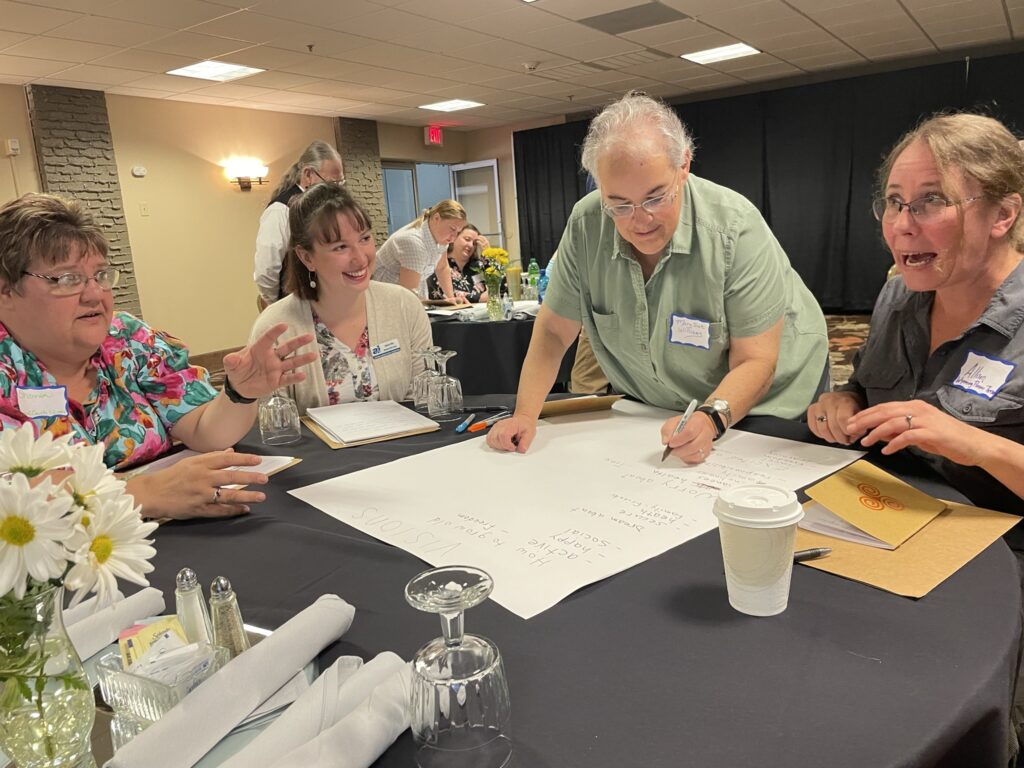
[488,91,828,462]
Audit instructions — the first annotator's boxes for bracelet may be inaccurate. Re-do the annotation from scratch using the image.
[222,377,256,404]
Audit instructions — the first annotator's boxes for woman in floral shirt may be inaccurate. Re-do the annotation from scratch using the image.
[427,224,491,303]
[0,193,316,519]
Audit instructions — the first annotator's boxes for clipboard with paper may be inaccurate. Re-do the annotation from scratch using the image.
[800,460,946,549]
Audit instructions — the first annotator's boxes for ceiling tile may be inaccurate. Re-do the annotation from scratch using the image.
[120,72,210,92]
[797,0,905,26]
[98,0,233,28]
[290,78,372,97]
[662,70,744,88]
[858,41,935,60]
[253,0,379,28]
[93,48,195,73]
[105,84,177,98]
[620,58,704,79]
[54,63,144,84]
[15,0,115,11]
[215,45,315,71]
[477,72,549,89]
[47,15,172,47]
[932,26,1010,47]
[1,35,119,62]
[658,0,762,15]
[532,0,652,23]
[461,5,564,35]
[0,52,70,76]
[141,31,251,59]
[186,81,276,99]
[788,50,866,69]
[448,38,574,71]
[163,92,232,104]
[236,69,319,89]
[918,14,1007,36]
[620,18,711,45]
[396,0,520,23]
[445,64,519,84]
[0,1,83,34]
[554,35,644,62]
[0,30,31,49]
[649,30,737,56]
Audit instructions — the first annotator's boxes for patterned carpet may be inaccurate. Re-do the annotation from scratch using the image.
[826,314,870,388]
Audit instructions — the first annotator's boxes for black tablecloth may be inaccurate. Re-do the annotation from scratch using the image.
[430,317,575,395]
[146,406,1021,768]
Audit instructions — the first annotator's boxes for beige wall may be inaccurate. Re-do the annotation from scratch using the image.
[106,95,335,355]
[377,123,466,164]
[0,84,40,203]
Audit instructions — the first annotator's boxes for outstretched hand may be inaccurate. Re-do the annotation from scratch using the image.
[847,399,985,466]
[222,323,316,400]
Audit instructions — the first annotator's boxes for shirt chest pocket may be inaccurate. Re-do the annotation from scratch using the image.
[937,386,1024,425]
[856,363,916,402]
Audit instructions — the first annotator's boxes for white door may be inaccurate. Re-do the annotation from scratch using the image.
[450,159,502,249]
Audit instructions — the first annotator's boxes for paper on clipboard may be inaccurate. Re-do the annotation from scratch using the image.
[302,401,439,449]
[795,500,1020,598]
[131,451,301,488]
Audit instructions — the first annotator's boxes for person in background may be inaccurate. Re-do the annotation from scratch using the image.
[253,140,344,307]
[0,193,316,519]
[487,91,828,458]
[808,113,1024,522]
[373,200,469,304]
[251,183,431,413]
[428,223,491,303]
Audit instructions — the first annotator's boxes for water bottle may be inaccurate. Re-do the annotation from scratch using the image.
[527,258,540,300]
[537,268,549,304]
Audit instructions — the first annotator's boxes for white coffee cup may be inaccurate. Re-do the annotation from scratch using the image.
[713,484,804,617]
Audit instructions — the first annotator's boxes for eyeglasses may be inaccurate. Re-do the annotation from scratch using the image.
[602,186,679,218]
[311,168,346,186]
[871,194,985,222]
[22,267,121,296]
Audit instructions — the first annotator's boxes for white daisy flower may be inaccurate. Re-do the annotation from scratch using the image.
[0,423,73,478]
[65,495,157,608]
[62,443,126,519]
[0,474,75,599]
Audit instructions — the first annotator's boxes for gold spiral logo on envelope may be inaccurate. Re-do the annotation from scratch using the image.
[857,482,904,511]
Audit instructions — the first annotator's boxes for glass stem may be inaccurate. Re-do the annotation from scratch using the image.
[440,610,464,648]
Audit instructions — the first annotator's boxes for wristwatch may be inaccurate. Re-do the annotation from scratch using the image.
[223,376,256,405]
[697,399,731,440]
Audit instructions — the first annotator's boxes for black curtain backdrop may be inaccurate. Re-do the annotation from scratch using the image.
[513,50,1024,312]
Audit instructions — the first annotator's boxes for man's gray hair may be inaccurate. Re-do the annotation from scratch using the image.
[580,90,694,179]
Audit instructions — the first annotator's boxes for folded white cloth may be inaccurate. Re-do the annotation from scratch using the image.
[65,588,165,661]
[220,651,410,768]
[105,593,356,768]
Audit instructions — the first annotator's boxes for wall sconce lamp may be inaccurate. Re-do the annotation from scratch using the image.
[221,156,269,191]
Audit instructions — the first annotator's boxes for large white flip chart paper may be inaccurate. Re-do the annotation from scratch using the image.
[290,402,863,619]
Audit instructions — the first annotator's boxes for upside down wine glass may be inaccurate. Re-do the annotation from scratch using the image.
[413,347,441,414]
[427,350,463,422]
[405,566,512,768]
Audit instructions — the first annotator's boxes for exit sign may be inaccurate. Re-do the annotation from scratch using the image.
[424,125,444,147]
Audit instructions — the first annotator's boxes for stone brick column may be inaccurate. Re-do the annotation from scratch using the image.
[26,85,141,315]
[334,118,388,248]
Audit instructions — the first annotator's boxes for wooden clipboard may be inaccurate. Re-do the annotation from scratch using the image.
[301,416,439,449]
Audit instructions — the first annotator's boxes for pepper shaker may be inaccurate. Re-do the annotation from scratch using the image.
[209,576,251,659]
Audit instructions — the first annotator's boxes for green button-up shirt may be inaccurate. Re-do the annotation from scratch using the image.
[544,174,827,418]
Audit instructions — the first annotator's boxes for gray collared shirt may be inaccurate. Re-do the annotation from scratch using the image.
[842,259,1024,527]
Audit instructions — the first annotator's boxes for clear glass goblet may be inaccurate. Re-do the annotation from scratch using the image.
[413,347,441,414]
[427,350,463,422]
[405,566,512,768]
[258,390,301,445]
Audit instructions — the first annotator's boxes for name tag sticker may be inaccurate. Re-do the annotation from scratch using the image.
[370,339,401,359]
[951,350,1015,400]
[668,314,711,349]
[15,386,69,418]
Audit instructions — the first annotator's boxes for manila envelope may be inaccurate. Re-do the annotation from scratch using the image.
[795,500,1020,598]
[805,460,946,549]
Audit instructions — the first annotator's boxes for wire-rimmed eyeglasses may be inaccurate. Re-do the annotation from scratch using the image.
[22,267,121,296]
[311,168,346,186]
[601,187,679,219]
[871,194,984,222]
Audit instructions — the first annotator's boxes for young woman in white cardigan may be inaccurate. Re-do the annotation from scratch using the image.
[250,183,431,414]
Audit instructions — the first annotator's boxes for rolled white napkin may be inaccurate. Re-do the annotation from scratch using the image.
[221,651,410,768]
[105,593,356,768]
[65,588,165,661]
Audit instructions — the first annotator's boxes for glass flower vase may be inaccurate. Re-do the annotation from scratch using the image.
[0,584,95,768]
[485,275,504,321]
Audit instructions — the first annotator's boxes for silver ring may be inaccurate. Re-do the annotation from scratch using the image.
[698,448,705,459]
[212,487,221,504]
[816,415,828,423]
[905,414,913,428]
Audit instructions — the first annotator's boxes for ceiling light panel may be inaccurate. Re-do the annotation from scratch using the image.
[167,59,264,81]
[681,43,760,65]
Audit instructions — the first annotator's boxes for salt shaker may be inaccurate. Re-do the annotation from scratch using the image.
[175,567,213,645]
[209,576,251,659]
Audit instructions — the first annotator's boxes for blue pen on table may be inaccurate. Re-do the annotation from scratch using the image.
[455,413,476,433]
[661,398,699,462]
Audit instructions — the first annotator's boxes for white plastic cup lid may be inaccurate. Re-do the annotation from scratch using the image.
[713,484,803,528]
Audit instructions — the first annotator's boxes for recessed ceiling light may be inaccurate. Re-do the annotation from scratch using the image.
[681,43,759,65]
[418,99,484,112]
[166,60,264,82]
